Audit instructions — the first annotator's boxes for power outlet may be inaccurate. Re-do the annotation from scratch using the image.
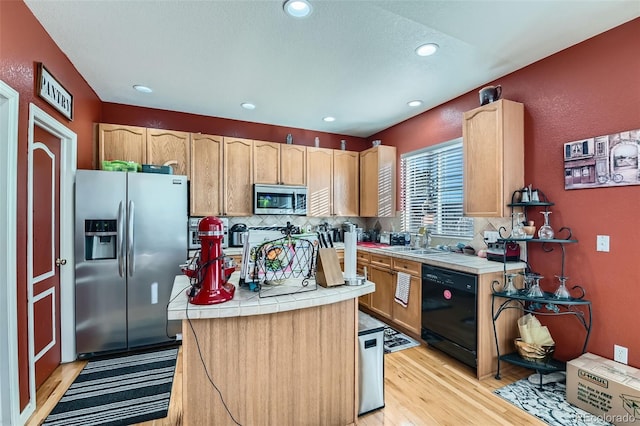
[597,235,610,252]
[614,344,628,364]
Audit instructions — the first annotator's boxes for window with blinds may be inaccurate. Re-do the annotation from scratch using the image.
[400,138,473,238]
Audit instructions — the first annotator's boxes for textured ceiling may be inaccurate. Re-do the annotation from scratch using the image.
[25,0,639,137]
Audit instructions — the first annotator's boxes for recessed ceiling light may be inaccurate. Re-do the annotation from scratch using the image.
[133,85,152,93]
[283,0,312,18]
[323,116,336,122]
[408,100,423,107]
[415,43,439,57]
[241,102,256,110]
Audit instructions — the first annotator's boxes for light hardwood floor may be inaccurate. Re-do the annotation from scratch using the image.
[26,343,544,425]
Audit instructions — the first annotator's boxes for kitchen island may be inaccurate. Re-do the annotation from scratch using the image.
[167,274,374,426]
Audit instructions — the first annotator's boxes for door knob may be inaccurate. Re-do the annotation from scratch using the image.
[55,258,67,266]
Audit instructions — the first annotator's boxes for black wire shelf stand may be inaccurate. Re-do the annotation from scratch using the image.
[491,280,592,388]
[490,187,591,388]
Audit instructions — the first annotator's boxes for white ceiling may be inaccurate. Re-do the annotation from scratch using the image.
[25,0,639,138]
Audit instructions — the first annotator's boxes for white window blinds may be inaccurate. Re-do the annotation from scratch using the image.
[400,138,473,238]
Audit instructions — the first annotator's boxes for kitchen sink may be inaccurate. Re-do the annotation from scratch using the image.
[382,246,451,255]
[412,248,452,256]
[384,246,414,252]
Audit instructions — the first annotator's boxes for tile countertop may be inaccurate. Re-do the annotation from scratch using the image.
[167,273,374,320]
[219,242,524,275]
[355,245,526,275]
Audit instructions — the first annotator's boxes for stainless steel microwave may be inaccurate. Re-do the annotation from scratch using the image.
[253,184,307,215]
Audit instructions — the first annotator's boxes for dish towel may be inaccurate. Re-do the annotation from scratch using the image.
[394,271,411,307]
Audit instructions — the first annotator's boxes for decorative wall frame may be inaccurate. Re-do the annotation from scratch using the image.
[36,63,73,121]
[564,128,639,190]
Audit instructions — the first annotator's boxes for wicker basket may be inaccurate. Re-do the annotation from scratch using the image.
[514,338,555,363]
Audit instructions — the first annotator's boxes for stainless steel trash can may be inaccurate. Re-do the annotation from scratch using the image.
[358,311,385,415]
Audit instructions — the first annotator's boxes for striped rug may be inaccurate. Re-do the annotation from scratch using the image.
[43,346,178,426]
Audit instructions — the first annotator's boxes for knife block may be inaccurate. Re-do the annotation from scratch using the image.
[316,247,344,287]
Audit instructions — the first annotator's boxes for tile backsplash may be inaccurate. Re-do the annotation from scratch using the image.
[364,213,512,251]
[226,215,367,233]
[225,213,511,251]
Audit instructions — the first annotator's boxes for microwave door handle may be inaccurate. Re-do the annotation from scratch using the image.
[127,200,135,276]
[117,201,125,277]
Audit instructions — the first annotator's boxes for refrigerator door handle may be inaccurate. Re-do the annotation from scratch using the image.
[117,200,125,277]
[127,200,135,276]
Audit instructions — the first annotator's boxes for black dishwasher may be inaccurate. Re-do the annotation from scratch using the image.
[421,264,478,368]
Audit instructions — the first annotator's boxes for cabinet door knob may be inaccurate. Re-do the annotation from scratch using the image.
[55,258,67,266]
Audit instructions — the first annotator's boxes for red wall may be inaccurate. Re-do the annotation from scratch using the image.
[101,103,369,155]
[1,0,102,409]
[373,18,640,365]
[2,4,639,413]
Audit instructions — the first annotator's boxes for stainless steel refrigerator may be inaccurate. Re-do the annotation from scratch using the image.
[74,170,187,357]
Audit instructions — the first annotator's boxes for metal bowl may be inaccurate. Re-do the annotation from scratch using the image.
[344,275,366,286]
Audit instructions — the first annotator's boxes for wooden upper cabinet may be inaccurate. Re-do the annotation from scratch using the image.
[254,141,306,185]
[253,140,281,184]
[146,128,191,178]
[190,133,223,216]
[97,123,147,165]
[360,145,396,217]
[306,147,333,217]
[96,123,191,177]
[333,150,359,216]
[280,144,306,185]
[223,137,253,216]
[463,99,524,217]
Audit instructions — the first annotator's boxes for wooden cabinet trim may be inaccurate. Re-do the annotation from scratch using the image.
[369,253,392,268]
[391,258,421,276]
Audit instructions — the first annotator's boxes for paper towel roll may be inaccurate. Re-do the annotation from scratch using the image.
[344,231,357,280]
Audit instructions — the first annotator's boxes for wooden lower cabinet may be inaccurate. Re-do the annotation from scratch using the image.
[368,254,394,320]
[391,257,422,335]
[368,265,394,320]
[476,270,520,379]
[357,251,371,308]
[181,299,358,425]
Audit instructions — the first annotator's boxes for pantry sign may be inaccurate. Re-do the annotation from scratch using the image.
[37,63,73,121]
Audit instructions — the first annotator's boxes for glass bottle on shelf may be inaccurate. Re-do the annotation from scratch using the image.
[511,212,526,239]
[526,274,544,298]
[538,211,555,239]
[503,273,519,295]
[523,272,536,293]
[554,275,571,299]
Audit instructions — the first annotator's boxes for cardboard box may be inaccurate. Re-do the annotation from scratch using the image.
[567,353,640,425]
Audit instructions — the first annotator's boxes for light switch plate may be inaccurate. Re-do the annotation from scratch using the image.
[596,235,610,252]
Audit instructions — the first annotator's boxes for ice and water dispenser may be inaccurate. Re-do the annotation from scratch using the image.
[84,219,117,260]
